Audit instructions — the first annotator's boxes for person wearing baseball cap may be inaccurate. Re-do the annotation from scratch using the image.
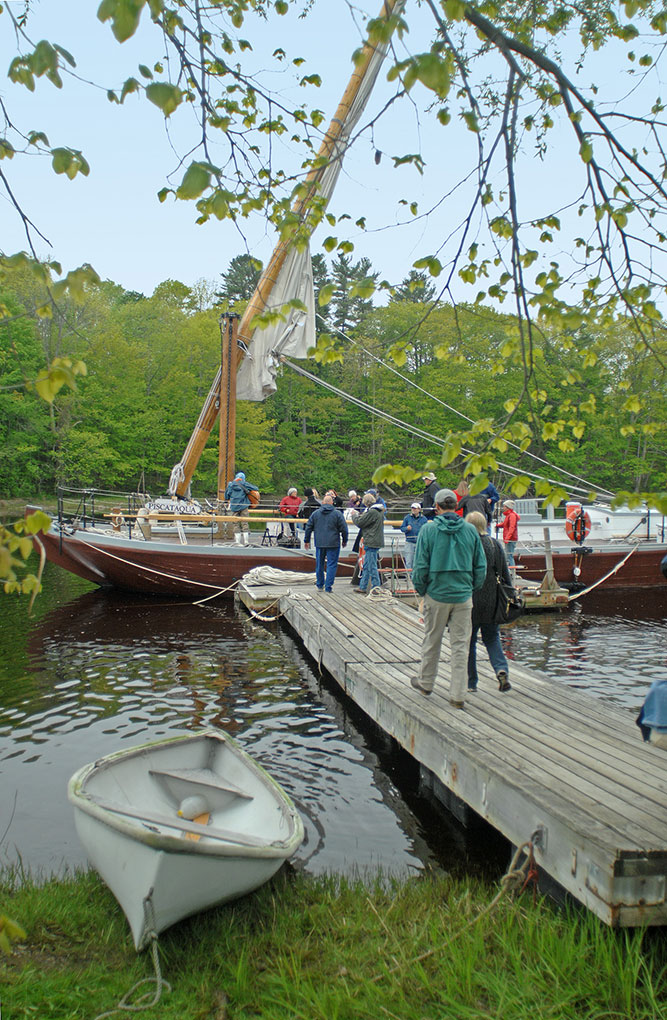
[421,471,439,520]
[400,501,428,570]
[410,487,487,708]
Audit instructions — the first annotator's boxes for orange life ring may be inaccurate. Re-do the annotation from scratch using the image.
[565,503,591,544]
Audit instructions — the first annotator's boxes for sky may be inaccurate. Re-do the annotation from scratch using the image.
[1,0,460,297]
[2,1,663,304]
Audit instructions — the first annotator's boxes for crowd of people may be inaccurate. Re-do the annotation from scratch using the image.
[226,468,665,746]
[225,468,523,712]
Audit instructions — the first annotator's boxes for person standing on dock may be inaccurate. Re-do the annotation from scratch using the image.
[465,511,512,694]
[500,500,520,570]
[304,494,348,592]
[351,491,386,594]
[410,488,487,709]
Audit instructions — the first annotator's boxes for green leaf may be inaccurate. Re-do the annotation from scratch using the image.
[98,0,147,43]
[318,283,335,306]
[24,510,52,536]
[145,82,182,116]
[176,162,211,200]
[579,137,593,163]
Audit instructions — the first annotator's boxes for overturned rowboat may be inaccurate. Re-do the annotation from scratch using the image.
[68,731,304,950]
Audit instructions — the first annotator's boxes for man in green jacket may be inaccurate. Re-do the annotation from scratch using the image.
[411,488,487,708]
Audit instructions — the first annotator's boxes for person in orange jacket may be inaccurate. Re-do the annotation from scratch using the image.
[500,499,520,567]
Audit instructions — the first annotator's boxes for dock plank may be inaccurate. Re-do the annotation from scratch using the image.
[237,578,667,926]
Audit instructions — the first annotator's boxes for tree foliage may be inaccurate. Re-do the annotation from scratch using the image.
[1,0,667,509]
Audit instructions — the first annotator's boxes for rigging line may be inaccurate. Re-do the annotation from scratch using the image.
[317,314,616,499]
[280,358,600,498]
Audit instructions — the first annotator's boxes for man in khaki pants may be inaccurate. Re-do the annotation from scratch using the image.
[410,488,487,709]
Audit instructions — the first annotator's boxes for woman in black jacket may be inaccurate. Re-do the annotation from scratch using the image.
[465,511,512,692]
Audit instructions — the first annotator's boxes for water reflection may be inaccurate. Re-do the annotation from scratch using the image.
[502,588,667,710]
[2,567,665,882]
[1,574,464,879]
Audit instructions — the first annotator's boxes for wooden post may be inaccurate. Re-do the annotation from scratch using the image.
[217,314,238,503]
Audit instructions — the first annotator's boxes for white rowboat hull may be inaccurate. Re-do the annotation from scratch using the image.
[68,731,304,949]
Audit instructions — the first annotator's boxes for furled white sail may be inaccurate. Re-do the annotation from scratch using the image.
[236,2,404,402]
[235,245,316,401]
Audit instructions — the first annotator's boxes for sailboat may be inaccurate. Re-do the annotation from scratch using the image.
[33,2,407,598]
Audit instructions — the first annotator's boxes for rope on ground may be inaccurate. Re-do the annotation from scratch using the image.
[92,896,171,1019]
[567,543,639,601]
[369,840,538,984]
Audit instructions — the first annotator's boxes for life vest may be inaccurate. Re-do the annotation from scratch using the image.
[565,501,591,544]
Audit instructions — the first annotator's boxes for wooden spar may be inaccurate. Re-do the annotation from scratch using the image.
[217,314,239,502]
[173,0,402,497]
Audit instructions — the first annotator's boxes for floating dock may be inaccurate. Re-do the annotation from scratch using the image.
[237,576,667,927]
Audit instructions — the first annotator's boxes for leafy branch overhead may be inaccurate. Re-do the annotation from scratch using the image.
[1,0,667,505]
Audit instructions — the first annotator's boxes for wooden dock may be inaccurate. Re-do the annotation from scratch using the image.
[237,575,667,927]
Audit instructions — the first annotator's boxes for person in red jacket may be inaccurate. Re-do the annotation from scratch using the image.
[500,499,520,567]
[279,487,302,536]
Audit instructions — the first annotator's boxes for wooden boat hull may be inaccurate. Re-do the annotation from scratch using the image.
[516,543,667,590]
[40,525,325,597]
[68,731,304,949]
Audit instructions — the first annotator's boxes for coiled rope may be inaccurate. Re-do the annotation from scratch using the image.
[93,895,170,1019]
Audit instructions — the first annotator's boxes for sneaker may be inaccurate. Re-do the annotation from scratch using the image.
[497,671,511,692]
[467,681,478,692]
[410,676,432,695]
[316,586,324,591]
[449,699,465,710]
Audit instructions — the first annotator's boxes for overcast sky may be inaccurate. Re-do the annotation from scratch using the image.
[2,1,659,303]
[2,0,459,297]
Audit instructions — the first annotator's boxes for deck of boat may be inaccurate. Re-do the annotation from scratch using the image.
[237,576,667,927]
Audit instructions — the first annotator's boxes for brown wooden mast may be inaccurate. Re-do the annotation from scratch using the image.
[173,0,401,498]
[217,314,239,500]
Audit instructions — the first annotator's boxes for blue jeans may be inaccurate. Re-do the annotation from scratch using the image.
[468,622,508,687]
[359,546,380,591]
[315,546,340,591]
[505,540,516,567]
[403,541,416,569]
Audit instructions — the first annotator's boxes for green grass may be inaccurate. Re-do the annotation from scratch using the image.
[2,865,666,1019]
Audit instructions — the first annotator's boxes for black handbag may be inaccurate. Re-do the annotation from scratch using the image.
[494,577,525,625]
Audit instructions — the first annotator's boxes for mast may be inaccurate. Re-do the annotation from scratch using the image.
[217,314,239,500]
[171,0,402,499]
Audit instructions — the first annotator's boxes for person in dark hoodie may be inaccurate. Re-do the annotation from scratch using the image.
[299,487,321,521]
[410,488,487,708]
[304,494,348,592]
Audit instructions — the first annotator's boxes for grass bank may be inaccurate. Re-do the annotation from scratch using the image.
[2,865,666,1019]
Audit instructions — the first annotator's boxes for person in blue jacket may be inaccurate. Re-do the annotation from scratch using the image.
[636,679,667,749]
[224,470,257,546]
[400,502,428,569]
[304,494,348,592]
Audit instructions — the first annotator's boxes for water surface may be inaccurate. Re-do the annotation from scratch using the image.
[1,567,665,881]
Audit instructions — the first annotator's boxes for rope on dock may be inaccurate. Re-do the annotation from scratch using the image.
[369,840,538,984]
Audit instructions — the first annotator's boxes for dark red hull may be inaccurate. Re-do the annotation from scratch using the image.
[39,527,331,597]
[516,544,667,590]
